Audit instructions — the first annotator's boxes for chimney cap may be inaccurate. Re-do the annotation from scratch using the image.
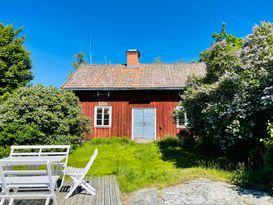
[126,49,140,57]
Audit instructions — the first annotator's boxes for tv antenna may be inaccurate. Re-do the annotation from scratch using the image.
[104,55,107,64]
[89,33,93,64]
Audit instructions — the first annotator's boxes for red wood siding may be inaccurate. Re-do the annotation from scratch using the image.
[75,90,181,139]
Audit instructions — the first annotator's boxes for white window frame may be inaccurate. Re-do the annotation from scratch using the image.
[94,106,112,128]
[175,106,188,128]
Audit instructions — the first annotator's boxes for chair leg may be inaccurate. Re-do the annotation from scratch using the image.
[45,198,50,205]
[81,183,96,195]
[85,182,96,192]
[59,174,65,191]
[8,198,14,205]
[65,180,82,199]
[52,196,58,205]
[0,198,5,205]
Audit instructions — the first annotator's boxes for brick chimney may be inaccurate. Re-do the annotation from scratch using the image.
[126,49,140,68]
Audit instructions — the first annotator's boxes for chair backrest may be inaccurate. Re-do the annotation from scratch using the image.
[82,148,98,179]
[0,160,55,197]
[10,145,70,168]
[10,145,70,157]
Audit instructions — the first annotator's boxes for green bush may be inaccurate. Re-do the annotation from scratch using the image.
[230,123,273,192]
[176,22,273,157]
[174,22,273,192]
[0,146,10,158]
[0,85,90,153]
[261,123,273,190]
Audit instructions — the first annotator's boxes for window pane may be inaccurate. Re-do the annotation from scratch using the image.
[97,108,103,114]
[178,119,184,125]
[97,119,102,125]
[97,114,102,119]
[104,108,110,114]
[177,117,185,125]
[104,114,109,119]
[104,119,109,125]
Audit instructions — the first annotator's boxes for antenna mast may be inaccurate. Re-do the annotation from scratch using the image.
[89,33,93,64]
[104,55,107,64]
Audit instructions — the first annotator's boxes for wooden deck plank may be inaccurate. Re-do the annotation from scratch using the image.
[104,177,112,205]
[105,176,112,204]
[96,176,104,205]
[89,177,97,205]
[112,176,122,205]
[3,176,122,205]
[110,176,117,204]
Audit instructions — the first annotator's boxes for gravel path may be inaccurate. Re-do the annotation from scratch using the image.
[125,178,273,205]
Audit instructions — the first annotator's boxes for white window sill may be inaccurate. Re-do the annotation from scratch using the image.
[176,125,187,129]
[94,125,111,128]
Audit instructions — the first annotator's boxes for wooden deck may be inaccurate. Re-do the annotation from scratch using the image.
[5,176,123,205]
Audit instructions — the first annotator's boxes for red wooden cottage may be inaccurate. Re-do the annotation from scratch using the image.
[63,49,205,140]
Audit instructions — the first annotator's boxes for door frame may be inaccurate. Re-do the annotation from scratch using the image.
[131,108,157,140]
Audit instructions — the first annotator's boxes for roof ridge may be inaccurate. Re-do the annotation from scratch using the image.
[82,62,204,66]
[85,64,124,66]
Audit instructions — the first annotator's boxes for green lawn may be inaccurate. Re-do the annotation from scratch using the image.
[68,137,233,193]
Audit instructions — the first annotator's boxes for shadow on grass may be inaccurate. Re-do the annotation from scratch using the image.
[159,146,199,168]
[157,138,201,168]
[157,137,231,170]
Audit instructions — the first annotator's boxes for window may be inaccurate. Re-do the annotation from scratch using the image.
[94,106,112,128]
[175,106,188,128]
[96,91,110,97]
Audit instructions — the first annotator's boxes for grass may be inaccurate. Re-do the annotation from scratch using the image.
[68,137,233,193]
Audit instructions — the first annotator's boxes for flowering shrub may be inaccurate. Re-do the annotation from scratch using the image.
[177,22,273,156]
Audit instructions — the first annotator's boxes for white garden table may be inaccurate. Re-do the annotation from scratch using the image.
[0,156,66,176]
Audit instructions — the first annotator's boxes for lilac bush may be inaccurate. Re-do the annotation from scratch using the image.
[178,22,273,155]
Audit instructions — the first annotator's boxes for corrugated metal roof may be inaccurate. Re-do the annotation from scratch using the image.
[62,63,206,90]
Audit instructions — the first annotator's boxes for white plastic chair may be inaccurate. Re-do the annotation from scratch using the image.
[63,148,98,199]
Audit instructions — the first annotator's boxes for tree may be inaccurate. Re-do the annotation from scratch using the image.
[0,85,90,156]
[212,22,242,45]
[73,52,85,69]
[177,24,244,152]
[200,23,242,83]
[174,21,273,190]
[0,24,33,96]
[177,22,273,156]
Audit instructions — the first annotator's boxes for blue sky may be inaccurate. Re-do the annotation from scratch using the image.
[1,0,273,87]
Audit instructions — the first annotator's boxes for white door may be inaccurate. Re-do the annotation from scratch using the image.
[132,108,156,140]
